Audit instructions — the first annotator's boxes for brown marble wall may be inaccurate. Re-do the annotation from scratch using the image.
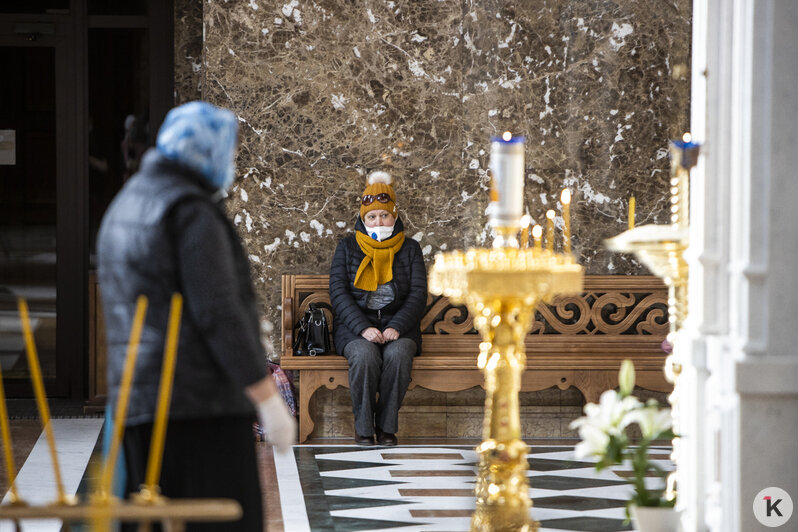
[174,0,203,104]
[176,0,691,351]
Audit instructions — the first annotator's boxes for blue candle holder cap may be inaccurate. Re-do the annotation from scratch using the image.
[671,138,700,149]
[491,135,525,144]
[670,138,701,169]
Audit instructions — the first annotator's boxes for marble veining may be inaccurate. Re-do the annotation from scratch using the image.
[182,0,691,353]
[174,0,204,104]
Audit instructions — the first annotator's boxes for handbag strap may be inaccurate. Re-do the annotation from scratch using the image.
[292,309,309,351]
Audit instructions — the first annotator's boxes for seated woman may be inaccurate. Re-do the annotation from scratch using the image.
[329,171,427,446]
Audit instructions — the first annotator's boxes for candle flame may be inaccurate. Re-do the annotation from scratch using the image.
[682,132,692,143]
[532,225,543,238]
[502,131,512,141]
[546,209,555,220]
[520,214,531,228]
[561,189,571,205]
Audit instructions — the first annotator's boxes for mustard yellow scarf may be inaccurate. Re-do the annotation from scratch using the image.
[354,231,405,291]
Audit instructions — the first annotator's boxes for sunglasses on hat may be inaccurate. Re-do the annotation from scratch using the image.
[361,193,392,206]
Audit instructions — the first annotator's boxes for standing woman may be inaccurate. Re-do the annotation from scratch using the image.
[329,171,427,446]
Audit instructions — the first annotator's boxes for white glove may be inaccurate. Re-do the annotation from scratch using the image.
[256,393,297,452]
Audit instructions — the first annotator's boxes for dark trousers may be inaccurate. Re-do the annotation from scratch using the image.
[343,338,415,436]
[122,416,263,532]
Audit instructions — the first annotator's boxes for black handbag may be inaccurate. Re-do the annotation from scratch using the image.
[292,303,331,356]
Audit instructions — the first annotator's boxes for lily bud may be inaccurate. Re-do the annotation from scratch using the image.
[619,359,635,397]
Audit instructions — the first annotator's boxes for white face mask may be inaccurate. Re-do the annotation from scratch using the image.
[366,224,395,242]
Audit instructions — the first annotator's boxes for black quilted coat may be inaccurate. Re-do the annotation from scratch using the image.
[97,150,267,426]
[329,217,428,355]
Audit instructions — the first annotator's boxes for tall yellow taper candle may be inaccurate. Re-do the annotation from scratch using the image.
[532,224,543,252]
[101,295,148,499]
[545,209,555,252]
[143,293,183,496]
[561,189,572,254]
[628,196,636,230]
[519,215,531,249]
[18,298,67,504]
[0,358,20,503]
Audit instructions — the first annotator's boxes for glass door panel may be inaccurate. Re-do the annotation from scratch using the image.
[88,27,149,260]
[0,46,58,382]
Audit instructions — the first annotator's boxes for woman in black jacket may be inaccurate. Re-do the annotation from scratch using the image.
[98,101,295,531]
[329,171,427,446]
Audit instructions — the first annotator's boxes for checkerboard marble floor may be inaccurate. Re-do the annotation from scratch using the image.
[274,444,674,532]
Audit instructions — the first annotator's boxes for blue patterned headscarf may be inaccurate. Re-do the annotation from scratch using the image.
[156,101,239,191]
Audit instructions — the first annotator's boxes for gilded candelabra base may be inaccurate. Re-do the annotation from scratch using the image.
[471,439,535,532]
[430,248,583,532]
[472,305,535,532]
[605,224,688,502]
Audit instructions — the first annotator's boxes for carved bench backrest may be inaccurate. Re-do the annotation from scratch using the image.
[282,274,668,358]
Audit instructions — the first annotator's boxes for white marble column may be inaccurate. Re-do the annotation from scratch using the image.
[685,1,798,530]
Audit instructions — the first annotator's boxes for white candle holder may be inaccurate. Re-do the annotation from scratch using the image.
[488,134,525,247]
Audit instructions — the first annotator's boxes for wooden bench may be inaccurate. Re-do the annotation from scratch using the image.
[281,274,672,442]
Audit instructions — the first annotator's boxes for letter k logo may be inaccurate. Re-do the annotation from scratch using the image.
[754,487,792,526]
[765,496,783,517]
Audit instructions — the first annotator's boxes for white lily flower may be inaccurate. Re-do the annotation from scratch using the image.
[573,423,610,459]
[570,390,642,436]
[625,405,673,439]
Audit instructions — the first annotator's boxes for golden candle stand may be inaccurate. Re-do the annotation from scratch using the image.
[429,226,584,532]
[604,135,700,502]
[0,296,243,531]
[0,497,242,532]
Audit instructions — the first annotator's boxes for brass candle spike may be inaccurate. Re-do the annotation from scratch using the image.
[137,293,183,504]
[101,295,148,501]
[17,298,75,506]
[0,354,23,506]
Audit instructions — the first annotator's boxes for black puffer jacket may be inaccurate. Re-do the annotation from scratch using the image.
[329,217,427,355]
[97,150,267,426]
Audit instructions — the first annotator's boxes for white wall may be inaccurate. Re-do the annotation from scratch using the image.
[687,1,798,531]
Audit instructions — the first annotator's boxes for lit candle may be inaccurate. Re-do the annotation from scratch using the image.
[545,209,555,251]
[519,214,531,248]
[532,224,543,251]
[102,295,148,499]
[18,298,68,504]
[561,189,572,254]
[0,357,19,503]
[144,293,183,494]
[488,132,525,235]
[628,196,636,230]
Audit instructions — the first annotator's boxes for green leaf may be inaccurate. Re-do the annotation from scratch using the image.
[654,428,676,441]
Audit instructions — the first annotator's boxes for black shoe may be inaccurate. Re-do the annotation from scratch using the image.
[354,434,375,446]
[376,430,397,446]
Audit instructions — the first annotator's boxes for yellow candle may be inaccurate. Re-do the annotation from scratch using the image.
[561,189,572,254]
[628,196,636,230]
[144,293,183,493]
[102,295,148,499]
[519,215,531,248]
[0,358,19,503]
[545,210,555,252]
[532,224,543,251]
[18,298,67,504]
